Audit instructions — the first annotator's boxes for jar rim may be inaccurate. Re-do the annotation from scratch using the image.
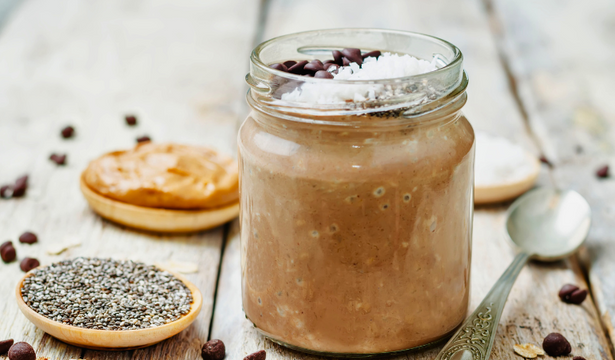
[250,28,463,85]
[247,28,467,118]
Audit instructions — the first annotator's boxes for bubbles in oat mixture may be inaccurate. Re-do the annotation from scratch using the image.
[311,230,320,238]
[345,195,358,204]
[328,224,339,233]
[253,230,259,239]
[403,194,412,203]
[373,187,385,197]
[381,203,390,211]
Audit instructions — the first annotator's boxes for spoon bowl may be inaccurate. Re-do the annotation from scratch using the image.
[506,187,591,261]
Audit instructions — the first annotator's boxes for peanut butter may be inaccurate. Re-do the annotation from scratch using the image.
[84,143,238,209]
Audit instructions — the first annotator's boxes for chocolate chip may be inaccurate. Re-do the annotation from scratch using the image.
[362,50,381,59]
[288,60,308,74]
[331,50,343,66]
[244,350,266,360]
[0,339,13,354]
[269,63,288,72]
[202,339,225,360]
[49,153,67,166]
[0,185,12,199]
[282,60,296,68]
[314,70,334,79]
[20,258,40,272]
[542,333,571,356]
[304,60,324,73]
[323,60,335,65]
[12,175,28,198]
[342,57,351,66]
[559,284,587,304]
[61,126,74,139]
[19,232,38,244]
[569,289,588,304]
[573,356,586,360]
[125,115,138,126]
[596,165,609,178]
[8,342,36,360]
[324,63,339,72]
[136,136,151,143]
[539,156,551,166]
[342,48,363,65]
[0,241,16,263]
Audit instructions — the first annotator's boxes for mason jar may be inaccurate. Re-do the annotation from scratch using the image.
[238,28,474,356]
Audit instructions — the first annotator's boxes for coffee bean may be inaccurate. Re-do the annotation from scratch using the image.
[304,60,324,73]
[314,70,334,79]
[282,60,296,68]
[573,356,586,360]
[136,136,151,143]
[202,339,225,360]
[1,241,16,263]
[19,232,38,244]
[0,185,11,199]
[269,63,288,72]
[569,289,588,304]
[559,284,587,304]
[12,176,28,198]
[342,48,362,65]
[542,333,571,356]
[332,50,343,66]
[0,339,13,354]
[125,115,138,126]
[20,258,40,272]
[288,60,308,74]
[342,57,351,66]
[559,284,579,300]
[8,342,36,360]
[61,126,74,139]
[49,153,67,166]
[244,350,266,360]
[596,165,609,178]
[362,50,381,59]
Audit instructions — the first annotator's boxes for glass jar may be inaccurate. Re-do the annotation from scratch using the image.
[239,29,474,356]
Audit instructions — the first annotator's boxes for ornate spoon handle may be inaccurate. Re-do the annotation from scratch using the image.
[435,252,531,360]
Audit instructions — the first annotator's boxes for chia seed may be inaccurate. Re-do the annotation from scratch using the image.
[20,257,193,331]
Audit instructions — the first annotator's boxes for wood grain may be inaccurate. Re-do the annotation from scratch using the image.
[489,0,615,352]
[0,0,257,359]
[210,0,613,359]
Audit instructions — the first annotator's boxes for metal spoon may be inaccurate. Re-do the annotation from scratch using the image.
[435,187,591,360]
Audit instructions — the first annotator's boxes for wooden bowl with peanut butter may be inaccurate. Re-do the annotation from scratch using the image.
[80,142,239,233]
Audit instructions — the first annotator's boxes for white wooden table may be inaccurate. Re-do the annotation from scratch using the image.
[0,0,614,359]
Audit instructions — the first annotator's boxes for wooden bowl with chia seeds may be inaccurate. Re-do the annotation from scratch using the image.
[15,258,203,350]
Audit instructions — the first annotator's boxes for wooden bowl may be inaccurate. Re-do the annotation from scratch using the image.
[475,152,541,204]
[80,174,239,233]
[15,268,203,350]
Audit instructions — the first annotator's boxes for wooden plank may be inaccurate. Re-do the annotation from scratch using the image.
[489,0,615,351]
[211,0,613,359]
[0,0,258,359]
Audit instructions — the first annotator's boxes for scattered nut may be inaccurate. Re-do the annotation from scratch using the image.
[542,333,571,356]
[136,135,151,143]
[559,284,587,304]
[202,339,225,360]
[513,343,545,358]
[61,126,75,139]
[244,350,266,360]
[8,341,36,360]
[0,339,14,354]
[573,357,586,360]
[125,115,138,126]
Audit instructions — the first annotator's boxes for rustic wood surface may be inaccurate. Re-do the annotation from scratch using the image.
[489,0,615,351]
[0,0,257,359]
[0,0,613,359]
